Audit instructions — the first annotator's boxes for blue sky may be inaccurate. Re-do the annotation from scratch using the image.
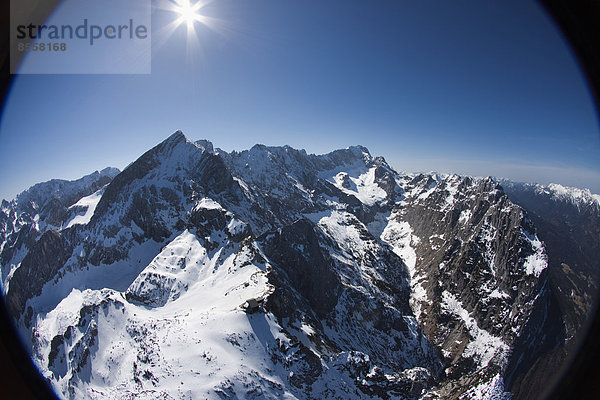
[1,0,599,200]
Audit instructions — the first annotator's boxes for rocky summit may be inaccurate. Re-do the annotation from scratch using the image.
[1,131,598,399]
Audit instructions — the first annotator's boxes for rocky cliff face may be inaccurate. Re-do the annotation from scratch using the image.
[499,181,600,399]
[380,175,549,399]
[0,131,595,399]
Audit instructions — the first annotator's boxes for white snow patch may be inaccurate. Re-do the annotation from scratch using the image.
[321,165,387,206]
[475,218,499,277]
[381,218,417,275]
[489,289,510,299]
[63,188,105,228]
[194,197,223,211]
[416,182,437,200]
[458,209,472,225]
[126,230,270,309]
[522,230,547,277]
[441,291,509,368]
[443,175,461,208]
[380,215,429,320]
[227,218,247,236]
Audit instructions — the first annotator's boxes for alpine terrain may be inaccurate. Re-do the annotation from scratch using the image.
[1,131,598,399]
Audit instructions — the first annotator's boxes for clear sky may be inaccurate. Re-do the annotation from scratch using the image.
[1,0,599,201]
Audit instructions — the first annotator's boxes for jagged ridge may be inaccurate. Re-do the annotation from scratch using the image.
[0,131,596,400]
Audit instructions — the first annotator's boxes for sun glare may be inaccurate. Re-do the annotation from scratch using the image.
[155,0,224,62]
[174,0,203,28]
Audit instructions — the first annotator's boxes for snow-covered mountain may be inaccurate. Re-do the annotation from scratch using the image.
[0,168,120,295]
[1,131,597,399]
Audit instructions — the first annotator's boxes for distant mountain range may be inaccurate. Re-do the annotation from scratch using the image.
[1,131,598,399]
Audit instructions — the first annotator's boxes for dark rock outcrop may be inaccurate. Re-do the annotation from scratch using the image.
[6,230,71,318]
[263,219,341,320]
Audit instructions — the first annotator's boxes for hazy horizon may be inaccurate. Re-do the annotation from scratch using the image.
[2,130,599,202]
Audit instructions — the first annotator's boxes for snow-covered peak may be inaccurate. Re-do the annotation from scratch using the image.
[154,131,215,156]
[109,131,210,186]
[315,145,374,171]
[220,143,312,188]
[541,183,600,207]
[347,145,371,159]
[99,167,120,177]
[499,179,600,209]
[164,129,186,143]
[194,139,214,153]
[12,168,119,207]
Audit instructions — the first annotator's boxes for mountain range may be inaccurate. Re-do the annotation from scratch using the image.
[1,131,598,399]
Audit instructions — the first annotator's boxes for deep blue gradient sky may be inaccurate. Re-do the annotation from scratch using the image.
[1,0,599,200]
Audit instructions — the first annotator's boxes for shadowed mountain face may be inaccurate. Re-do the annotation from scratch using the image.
[499,181,600,399]
[0,131,597,399]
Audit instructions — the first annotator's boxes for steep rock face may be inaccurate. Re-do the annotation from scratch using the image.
[501,181,600,338]
[6,230,71,320]
[503,281,566,400]
[263,219,341,319]
[499,181,600,399]
[375,174,549,397]
[0,132,593,399]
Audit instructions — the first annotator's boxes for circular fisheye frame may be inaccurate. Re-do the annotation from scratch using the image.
[1,1,599,399]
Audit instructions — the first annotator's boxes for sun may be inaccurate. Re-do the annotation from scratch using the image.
[173,0,204,28]
[154,0,222,61]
